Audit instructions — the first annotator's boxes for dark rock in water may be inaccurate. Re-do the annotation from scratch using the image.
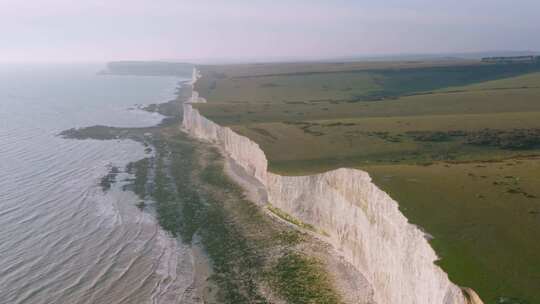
[136,201,146,210]
[100,166,120,191]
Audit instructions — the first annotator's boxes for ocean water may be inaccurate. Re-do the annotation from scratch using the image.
[0,64,197,304]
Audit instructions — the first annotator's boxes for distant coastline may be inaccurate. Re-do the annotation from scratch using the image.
[100,61,193,76]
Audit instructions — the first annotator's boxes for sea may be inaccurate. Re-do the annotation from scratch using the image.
[0,63,197,304]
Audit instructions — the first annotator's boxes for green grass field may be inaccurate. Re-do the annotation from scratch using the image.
[367,159,540,304]
[194,60,540,303]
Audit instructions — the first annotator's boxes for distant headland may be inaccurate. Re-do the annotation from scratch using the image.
[100,61,193,76]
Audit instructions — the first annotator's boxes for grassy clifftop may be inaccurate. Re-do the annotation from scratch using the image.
[193,60,540,304]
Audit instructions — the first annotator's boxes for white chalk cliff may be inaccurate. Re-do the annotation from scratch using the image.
[182,69,483,304]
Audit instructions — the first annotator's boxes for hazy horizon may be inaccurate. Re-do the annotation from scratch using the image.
[1,0,540,64]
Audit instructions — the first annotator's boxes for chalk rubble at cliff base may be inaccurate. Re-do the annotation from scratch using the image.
[182,69,483,304]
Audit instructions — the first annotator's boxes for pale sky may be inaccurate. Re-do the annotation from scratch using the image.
[1,0,539,63]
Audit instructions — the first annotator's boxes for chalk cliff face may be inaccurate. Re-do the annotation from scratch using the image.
[183,70,482,304]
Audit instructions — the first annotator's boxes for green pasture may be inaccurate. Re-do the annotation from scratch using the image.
[194,61,540,303]
[367,159,540,304]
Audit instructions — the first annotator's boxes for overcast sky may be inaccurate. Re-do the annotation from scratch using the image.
[1,0,539,63]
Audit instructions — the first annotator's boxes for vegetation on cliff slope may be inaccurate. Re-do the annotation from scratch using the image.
[145,129,342,304]
[63,83,345,303]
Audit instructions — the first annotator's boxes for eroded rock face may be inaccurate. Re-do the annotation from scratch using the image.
[266,170,467,304]
[182,104,268,185]
[182,69,480,304]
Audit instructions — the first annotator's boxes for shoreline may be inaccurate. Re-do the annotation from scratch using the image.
[61,68,483,303]
[63,79,350,303]
[6,70,205,304]
[183,68,484,304]
[60,80,214,304]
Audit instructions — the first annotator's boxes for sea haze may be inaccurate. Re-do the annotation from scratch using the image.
[0,64,195,304]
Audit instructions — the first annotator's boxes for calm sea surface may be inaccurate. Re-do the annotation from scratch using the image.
[0,64,196,304]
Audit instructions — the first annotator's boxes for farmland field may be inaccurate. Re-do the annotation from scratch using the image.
[194,60,540,304]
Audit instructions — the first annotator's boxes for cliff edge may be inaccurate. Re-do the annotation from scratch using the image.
[181,68,483,304]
